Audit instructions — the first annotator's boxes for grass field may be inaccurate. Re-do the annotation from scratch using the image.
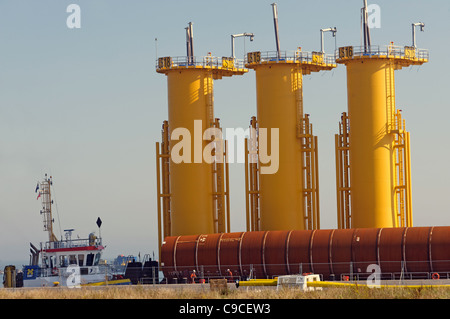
[1,284,450,299]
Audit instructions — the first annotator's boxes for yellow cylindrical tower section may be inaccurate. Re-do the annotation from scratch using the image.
[336,45,428,229]
[346,58,396,228]
[254,63,305,231]
[167,69,215,235]
[156,55,247,237]
[246,51,336,231]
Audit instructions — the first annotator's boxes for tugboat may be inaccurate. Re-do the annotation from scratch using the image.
[6,174,131,287]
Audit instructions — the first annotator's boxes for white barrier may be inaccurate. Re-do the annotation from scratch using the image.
[277,274,322,291]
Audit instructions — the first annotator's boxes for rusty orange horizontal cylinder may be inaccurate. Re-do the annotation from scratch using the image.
[160,227,450,280]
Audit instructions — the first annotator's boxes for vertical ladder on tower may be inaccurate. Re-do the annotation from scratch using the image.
[392,110,413,227]
[385,57,413,228]
[335,112,352,229]
[295,65,304,138]
[299,115,320,230]
[211,118,230,233]
[385,59,396,132]
[245,117,261,231]
[156,121,171,261]
[295,65,320,230]
[206,69,215,127]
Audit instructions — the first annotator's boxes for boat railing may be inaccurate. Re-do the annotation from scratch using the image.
[44,237,103,250]
[25,263,110,279]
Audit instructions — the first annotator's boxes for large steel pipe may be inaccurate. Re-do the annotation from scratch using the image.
[160,227,450,280]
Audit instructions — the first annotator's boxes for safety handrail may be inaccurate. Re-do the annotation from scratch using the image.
[244,50,336,66]
[161,259,450,279]
[335,45,429,60]
[156,56,246,70]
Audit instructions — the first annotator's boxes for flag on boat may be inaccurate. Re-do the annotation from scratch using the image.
[35,183,39,193]
[37,192,41,200]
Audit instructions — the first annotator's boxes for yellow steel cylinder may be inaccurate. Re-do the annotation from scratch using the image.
[346,58,395,228]
[3,265,16,288]
[253,63,305,231]
[166,69,215,236]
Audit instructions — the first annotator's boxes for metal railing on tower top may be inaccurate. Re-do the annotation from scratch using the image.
[335,45,429,61]
[156,55,247,71]
[244,50,336,67]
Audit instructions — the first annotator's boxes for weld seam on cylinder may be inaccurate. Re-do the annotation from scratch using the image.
[376,228,383,269]
[195,235,200,273]
[216,233,224,277]
[351,229,358,274]
[329,229,335,276]
[173,236,181,273]
[376,228,382,266]
[238,232,246,277]
[402,227,409,273]
[285,230,293,275]
[310,229,316,274]
[428,227,434,274]
[262,231,269,278]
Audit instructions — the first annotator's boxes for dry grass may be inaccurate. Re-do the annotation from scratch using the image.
[1,284,450,299]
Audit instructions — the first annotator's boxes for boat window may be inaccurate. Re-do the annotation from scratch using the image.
[42,256,49,268]
[59,255,68,267]
[69,255,77,265]
[94,253,101,266]
[86,253,94,266]
[78,254,84,266]
[50,256,56,269]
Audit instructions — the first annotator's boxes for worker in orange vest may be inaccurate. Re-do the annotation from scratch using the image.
[226,269,233,282]
[190,270,197,284]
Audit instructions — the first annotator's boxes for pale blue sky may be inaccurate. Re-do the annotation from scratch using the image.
[0,0,449,267]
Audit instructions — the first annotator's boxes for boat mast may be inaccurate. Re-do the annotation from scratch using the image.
[38,174,58,243]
